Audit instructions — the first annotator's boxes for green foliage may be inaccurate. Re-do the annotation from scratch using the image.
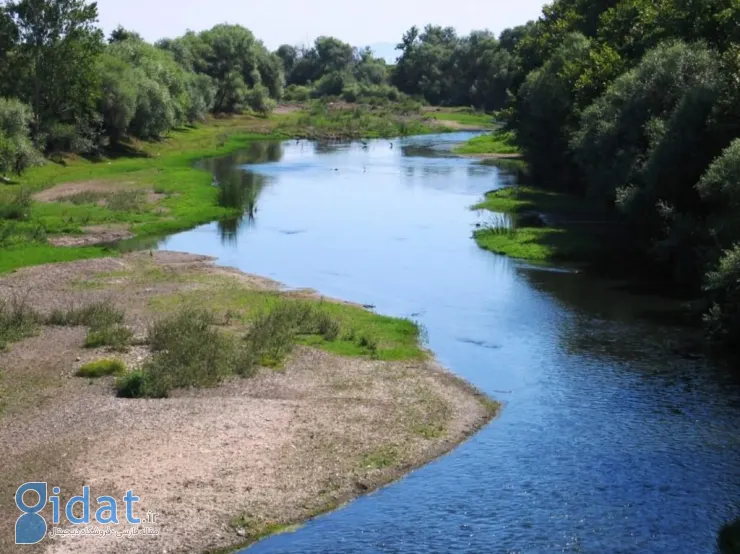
[3,0,104,150]
[158,24,285,113]
[0,98,42,175]
[454,131,519,155]
[698,140,740,245]
[76,358,126,377]
[0,187,32,220]
[703,245,740,349]
[393,26,515,111]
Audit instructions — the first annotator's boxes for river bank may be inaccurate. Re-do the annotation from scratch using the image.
[0,251,497,554]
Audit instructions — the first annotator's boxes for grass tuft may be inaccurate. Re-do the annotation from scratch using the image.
[47,300,124,330]
[76,358,126,378]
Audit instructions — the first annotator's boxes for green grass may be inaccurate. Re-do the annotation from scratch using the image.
[120,294,427,399]
[428,108,494,127]
[276,103,447,139]
[149,286,427,363]
[472,186,608,263]
[76,359,126,378]
[454,130,519,155]
[84,326,133,351]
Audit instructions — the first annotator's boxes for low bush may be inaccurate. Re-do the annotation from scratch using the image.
[118,302,344,397]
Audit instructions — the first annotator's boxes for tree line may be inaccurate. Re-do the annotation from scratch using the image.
[388,1,740,351]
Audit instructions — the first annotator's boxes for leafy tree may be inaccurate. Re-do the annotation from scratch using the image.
[0,97,41,175]
[703,245,740,348]
[516,33,592,190]
[158,24,284,112]
[3,0,104,146]
[108,25,142,43]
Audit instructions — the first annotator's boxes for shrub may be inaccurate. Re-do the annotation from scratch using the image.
[246,84,276,116]
[84,326,133,351]
[0,98,42,176]
[76,359,126,378]
[142,307,235,395]
[283,85,311,102]
[116,370,168,398]
[119,302,343,397]
[703,245,740,349]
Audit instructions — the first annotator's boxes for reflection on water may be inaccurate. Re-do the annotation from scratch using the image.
[198,142,281,245]
[156,133,740,554]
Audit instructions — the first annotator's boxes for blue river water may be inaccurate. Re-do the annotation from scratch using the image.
[156,133,740,553]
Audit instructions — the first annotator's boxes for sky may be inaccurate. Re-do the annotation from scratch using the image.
[95,0,548,58]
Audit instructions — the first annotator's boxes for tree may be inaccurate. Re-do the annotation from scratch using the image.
[3,0,104,146]
[516,32,592,191]
[0,97,42,175]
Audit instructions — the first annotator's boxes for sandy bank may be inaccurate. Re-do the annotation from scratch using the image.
[0,252,497,554]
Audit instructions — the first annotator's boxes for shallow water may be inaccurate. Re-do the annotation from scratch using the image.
[157,133,740,553]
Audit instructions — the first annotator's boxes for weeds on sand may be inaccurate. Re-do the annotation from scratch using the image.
[0,293,39,349]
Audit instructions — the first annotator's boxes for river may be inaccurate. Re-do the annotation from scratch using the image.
[154,133,740,553]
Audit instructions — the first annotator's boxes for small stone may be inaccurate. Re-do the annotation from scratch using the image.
[236,528,246,537]
[76,356,81,362]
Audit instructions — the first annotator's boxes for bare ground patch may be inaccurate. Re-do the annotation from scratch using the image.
[0,252,497,554]
[33,181,138,202]
[48,224,135,247]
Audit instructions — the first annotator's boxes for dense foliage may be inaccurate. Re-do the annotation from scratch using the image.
[389,0,740,349]
[276,36,406,103]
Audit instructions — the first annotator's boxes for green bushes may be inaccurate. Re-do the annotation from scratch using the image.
[0,98,42,177]
[47,300,132,351]
[76,358,126,377]
[116,302,348,398]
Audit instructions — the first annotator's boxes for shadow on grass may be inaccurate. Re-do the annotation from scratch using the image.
[81,142,151,162]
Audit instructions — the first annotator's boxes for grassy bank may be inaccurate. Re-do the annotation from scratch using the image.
[423,107,495,128]
[0,104,452,274]
[472,186,611,263]
[454,130,520,156]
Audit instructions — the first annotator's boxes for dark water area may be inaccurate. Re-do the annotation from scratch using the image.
[154,133,739,553]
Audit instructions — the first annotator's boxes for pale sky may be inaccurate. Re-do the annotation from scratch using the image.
[95,0,547,53]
